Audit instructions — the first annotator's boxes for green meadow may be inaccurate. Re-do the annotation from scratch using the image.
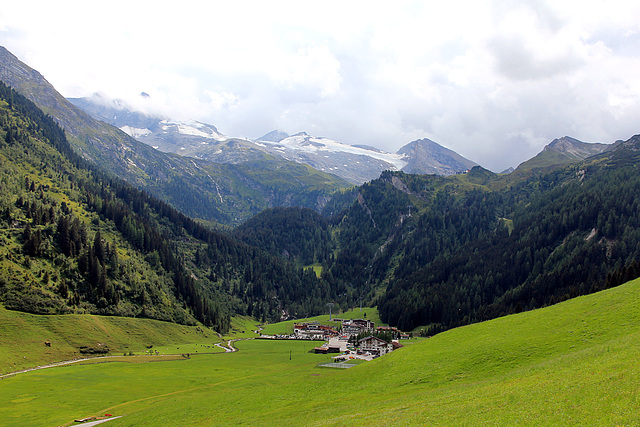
[0,309,260,375]
[2,279,640,425]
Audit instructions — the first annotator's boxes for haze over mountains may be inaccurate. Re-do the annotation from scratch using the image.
[69,90,620,185]
[69,94,478,184]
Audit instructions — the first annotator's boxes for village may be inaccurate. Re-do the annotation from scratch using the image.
[260,318,409,361]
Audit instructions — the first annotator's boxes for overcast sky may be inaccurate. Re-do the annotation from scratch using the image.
[2,1,640,171]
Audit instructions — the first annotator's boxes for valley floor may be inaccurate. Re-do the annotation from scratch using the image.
[2,280,640,425]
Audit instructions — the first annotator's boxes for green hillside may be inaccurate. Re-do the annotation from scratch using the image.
[2,278,640,425]
[0,305,229,375]
[0,80,341,331]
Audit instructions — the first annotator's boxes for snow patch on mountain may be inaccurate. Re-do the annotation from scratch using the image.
[160,120,227,141]
[258,133,408,170]
[120,125,152,138]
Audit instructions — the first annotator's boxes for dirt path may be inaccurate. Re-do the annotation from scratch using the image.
[0,354,183,380]
[2,326,266,380]
[0,357,95,380]
[214,338,253,352]
[72,416,123,426]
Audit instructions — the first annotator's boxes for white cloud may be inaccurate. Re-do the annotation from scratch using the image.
[2,0,640,171]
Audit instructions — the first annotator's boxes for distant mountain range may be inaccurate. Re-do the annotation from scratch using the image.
[1,42,620,225]
[68,95,478,184]
[68,92,622,185]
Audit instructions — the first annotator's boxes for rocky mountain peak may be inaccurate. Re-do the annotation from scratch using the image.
[542,136,609,160]
[256,130,289,143]
[397,138,477,176]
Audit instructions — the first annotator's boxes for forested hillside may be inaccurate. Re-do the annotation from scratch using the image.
[236,141,640,333]
[0,82,338,331]
[233,207,332,266]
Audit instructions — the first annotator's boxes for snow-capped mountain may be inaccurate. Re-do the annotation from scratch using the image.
[253,131,410,184]
[68,95,228,153]
[69,95,479,184]
[252,132,478,183]
[132,119,227,152]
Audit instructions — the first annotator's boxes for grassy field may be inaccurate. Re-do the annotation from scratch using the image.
[2,279,640,425]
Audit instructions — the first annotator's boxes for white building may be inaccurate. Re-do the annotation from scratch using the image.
[357,336,392,356]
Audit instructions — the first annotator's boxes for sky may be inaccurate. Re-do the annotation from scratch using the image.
[1,1,640,172]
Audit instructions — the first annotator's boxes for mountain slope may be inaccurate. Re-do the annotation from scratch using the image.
[398,138,477,175]
[514,136,609,172]
[0,80,219,327]
[375,136,640,331]
[0,80,342,332]
[0,46,349,225]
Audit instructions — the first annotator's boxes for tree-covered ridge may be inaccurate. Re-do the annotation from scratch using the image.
[233,207,332,265]
[374,156,640,331]
[0,82,337,331]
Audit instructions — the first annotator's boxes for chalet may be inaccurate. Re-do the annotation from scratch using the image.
[391,341,403,351]
[357,335,392,356]
[314,346,328,354]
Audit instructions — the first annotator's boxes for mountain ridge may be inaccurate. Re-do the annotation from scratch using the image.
[69,93,482,184]
[515,135,610,172]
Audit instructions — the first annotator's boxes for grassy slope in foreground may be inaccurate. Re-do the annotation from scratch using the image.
[2,279,640,425]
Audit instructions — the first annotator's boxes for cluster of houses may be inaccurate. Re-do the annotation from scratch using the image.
[262,318,408,359]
